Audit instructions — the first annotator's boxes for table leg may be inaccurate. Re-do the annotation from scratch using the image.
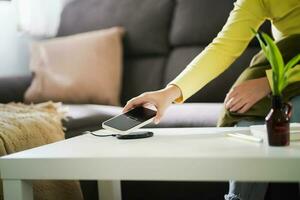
[98,180,121,200]
[3,180,33,200]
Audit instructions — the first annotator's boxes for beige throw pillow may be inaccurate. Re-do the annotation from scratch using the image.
[25,27,124,106]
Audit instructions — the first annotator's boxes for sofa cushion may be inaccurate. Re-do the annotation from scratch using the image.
[170,0,271,47]
[58,0,174,56]
[25,27,124,106]
[147,103,223,128]
[170,0,234,46]
[63,103,222,138]
[164,47,204,88]
[164,47,261,102]
[0,75,32,103]
[63,104,123,133]
[121,57,166,105]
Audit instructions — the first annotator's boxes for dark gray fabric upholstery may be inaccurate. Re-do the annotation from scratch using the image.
[164,47,261,102]
[164,47,204,86]
[121,57,166,104]
[63,104,122,136]
[170,0,235,46]
[58,0,174,56]
[0,75,32,103]
[170,0,271,47]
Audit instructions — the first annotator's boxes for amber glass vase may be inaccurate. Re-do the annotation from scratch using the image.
[265,96,292,146]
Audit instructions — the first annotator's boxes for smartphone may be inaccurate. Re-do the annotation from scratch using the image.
[102,107,157,134]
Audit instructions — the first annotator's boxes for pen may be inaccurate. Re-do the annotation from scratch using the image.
[227,133,263,143]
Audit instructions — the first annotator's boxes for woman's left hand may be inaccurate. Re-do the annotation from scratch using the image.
[225,77,271,113]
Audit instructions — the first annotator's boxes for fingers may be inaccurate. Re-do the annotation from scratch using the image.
[142,103,163,124]
[237,103,252,113]
[225,88,238,104]
[143,103,157,111]
[122,98,137,113]
[154,107,166,124]
[224,78,271,114]
[227,95,256,113]
[229,99,247,112]
[123,95,151,113]
[225,86,248,112]
[225,89,249,112]
[123,90,172,125]
[225,96,243,110]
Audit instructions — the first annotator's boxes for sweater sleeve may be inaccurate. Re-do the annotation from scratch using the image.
[169,0,268,103]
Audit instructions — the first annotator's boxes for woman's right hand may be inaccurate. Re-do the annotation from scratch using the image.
[123,85,182,124]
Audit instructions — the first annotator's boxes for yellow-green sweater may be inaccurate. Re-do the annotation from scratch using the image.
[170,0,300,103]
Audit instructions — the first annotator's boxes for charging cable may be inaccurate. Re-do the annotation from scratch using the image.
[83,131,118,137]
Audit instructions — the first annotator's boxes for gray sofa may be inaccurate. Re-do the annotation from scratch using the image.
[1,0,272,135]
[1,0,298,199]
[54,0,272,138]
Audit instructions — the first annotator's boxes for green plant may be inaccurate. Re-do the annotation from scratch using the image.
[252,29,300,96]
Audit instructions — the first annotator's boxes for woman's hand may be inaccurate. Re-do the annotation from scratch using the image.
[123,85,182,124]
[225,77,271,113]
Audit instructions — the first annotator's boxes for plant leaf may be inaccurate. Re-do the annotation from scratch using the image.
[251,29,278,94]
[287,65,300,85]
[265,69,275,94]
[262,33,284,73]
[285,54,300,73]
[280,74,289,93]
[261,33,285,95]
[272,70,280,95]
[251,28,268,58]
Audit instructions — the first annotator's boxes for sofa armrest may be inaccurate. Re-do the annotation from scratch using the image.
[0,75,32,103]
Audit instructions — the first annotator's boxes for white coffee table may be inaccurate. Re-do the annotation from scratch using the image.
[1,127,300,200]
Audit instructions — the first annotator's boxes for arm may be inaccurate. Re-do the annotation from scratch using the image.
[169,0,268,103]
[122,0,270,122]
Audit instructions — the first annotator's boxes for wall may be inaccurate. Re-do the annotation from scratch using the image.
[0,0,71,77]
[0,1,31,77]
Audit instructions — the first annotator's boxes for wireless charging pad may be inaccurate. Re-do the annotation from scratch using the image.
[116,131,153,140]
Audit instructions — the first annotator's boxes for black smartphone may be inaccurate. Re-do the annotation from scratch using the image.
[102,107,157,134]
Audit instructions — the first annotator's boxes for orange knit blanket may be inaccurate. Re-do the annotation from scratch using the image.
[0,102,83,200]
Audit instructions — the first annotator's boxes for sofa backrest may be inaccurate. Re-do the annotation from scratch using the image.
[58,0,270,105]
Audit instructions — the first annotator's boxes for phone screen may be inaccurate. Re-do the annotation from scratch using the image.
[103,107,157,131]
